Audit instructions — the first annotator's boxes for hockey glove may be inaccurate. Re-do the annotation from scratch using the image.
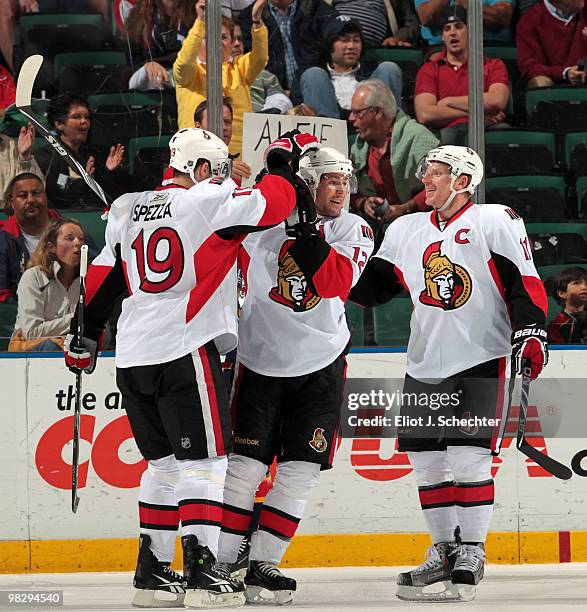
[64,333,99,375]
[263,130,320,173]
[512,325,548,380]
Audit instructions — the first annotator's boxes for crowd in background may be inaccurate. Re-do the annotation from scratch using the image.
[0,0,586,348]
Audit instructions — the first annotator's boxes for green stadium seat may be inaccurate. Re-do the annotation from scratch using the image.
[525,87,587,130]
[484,130,557,177]
[59,210,106,250]
[485,175,566,222]
[537,263,587,282]
[564,132,587,175]
[0,304,18,351]
[576,176,587,215]
[128,135,173,190]
[373,298,412,347]
[54,51,129,96]
[547,296,561,323]
[527,223,587,266]
[88,92,177,148]
[0,99,51,137]
[345,302,364,347]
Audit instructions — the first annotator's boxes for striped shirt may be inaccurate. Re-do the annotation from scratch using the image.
[269,0,299,87]
[333,0,390,47]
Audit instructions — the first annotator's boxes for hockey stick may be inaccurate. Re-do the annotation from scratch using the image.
[72,244,89,513]
[16,55,109,207]
[516,360,572,480]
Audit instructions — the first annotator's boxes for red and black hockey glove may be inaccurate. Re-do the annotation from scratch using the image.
[512,325,549,379]
[64,333,100,375]
[263,130,320,173]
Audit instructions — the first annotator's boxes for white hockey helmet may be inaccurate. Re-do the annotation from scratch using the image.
[168,128,232,183]
[416,145,484,195]
[298,146,357,194]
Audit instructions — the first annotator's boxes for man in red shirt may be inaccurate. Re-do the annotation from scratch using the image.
[0,64,15,111]
[517,0,587,88]
[414,6,510,145]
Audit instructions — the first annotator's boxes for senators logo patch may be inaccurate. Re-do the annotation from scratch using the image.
[419,240,472,310]
[309,428,328,453]
[268,240,321,312]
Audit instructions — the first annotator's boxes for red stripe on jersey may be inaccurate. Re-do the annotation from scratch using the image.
[255,175,296,226]
[312,248,354,299]
[199,345,225,456]
[237,244,251,299]
[430,200,474,230]
[394,265,409,292]
[455,481,494,504]
[418,483,456,508]
[121,259,132,295]
[179,501,223,524]
[139,504,180,527]
[85,264,114,305]
[259,506,300,539]
[522,274,548,316]
[328,356,347,466]
[222,506,253,533]
[487,257,506,301]
[186,233,243,323]
[491,357,507,452]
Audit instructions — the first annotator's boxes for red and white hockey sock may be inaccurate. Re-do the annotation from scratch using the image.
[447,446,494,543]
[139,455,180,563]
[175,456,227,558]
[250,461,320,565]
[217,454,268,564]
[408,451,458,543]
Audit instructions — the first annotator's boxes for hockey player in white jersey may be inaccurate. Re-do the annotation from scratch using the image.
[350,146,549,602]
[63,127,319,609]
[214,146,374,605]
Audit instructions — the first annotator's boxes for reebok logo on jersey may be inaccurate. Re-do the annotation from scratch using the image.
[268,240,321,312]
[309,428,327,453]
[419,241,472,310]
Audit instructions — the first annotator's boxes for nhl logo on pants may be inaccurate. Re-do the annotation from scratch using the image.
[181,437,192,449]
[309,428,327,453]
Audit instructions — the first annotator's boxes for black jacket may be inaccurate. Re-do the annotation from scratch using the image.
[239,0,338,100]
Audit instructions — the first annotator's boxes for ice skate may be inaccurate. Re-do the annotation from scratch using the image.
[131,535,185,608]
[396,542,463,602]
[181,535,245,609]
[216,536,251,583]
[450,543,486,601]
[244,560,296,605]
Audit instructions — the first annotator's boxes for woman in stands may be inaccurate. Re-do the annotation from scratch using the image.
[10,218,84,352]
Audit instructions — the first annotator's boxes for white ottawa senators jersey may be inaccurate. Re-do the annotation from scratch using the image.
[236,210,374,377]
[375,202,547,381]
[84,176,295,368]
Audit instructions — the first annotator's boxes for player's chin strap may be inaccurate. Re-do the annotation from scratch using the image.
[437,180,471,213]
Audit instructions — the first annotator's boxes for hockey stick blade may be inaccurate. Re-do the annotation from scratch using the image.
[16,55,109,208]
[516,361,572,480]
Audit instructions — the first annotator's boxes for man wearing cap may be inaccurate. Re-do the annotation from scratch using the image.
[416,0,514,47]
[299,15,403,118]
[414,6,510,145]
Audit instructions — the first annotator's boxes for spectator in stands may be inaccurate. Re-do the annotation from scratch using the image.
[193,97,252,183]
[174,0,268,155]
[517,0,587,88]
[414,7,510,145]
[300,16,403,119]
[125,0,195,91]
[0,64,15,111]
[0,172,58,303]
[416,0,514,48]
[233,23,293,113]
[349,79,438,223]
[547,266,587,344]
[36,93,126,209]
[9,217,84,351]
[0,0,111,74]
[332,0,420,47]
[238,0,337,102]
[0,121,43,199]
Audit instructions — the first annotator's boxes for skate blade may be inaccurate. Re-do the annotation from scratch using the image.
[184,588,245,609]
[245,585,294,606]
[397,580,475,602]
[132,588,185,608]
[230,567,247,583]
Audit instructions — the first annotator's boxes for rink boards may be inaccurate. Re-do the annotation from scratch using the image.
[1,350,587,573]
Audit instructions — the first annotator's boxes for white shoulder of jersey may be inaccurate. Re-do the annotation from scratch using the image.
[187,176,238,198]
[108,191,145,221]
[323,209,370,240]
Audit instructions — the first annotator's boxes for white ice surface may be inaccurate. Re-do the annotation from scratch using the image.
[0,564,586,611]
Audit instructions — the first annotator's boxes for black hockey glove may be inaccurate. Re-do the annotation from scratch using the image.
[512,324,548,380]
[263,130,320,173]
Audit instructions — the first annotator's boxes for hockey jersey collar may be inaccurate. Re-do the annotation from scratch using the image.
[430,199,474,231]
[155,183,188,191]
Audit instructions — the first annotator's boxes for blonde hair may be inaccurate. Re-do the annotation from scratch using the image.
[28,218,84,279]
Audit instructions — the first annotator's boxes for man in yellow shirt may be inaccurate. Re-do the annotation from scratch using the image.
[174,0,269,156]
